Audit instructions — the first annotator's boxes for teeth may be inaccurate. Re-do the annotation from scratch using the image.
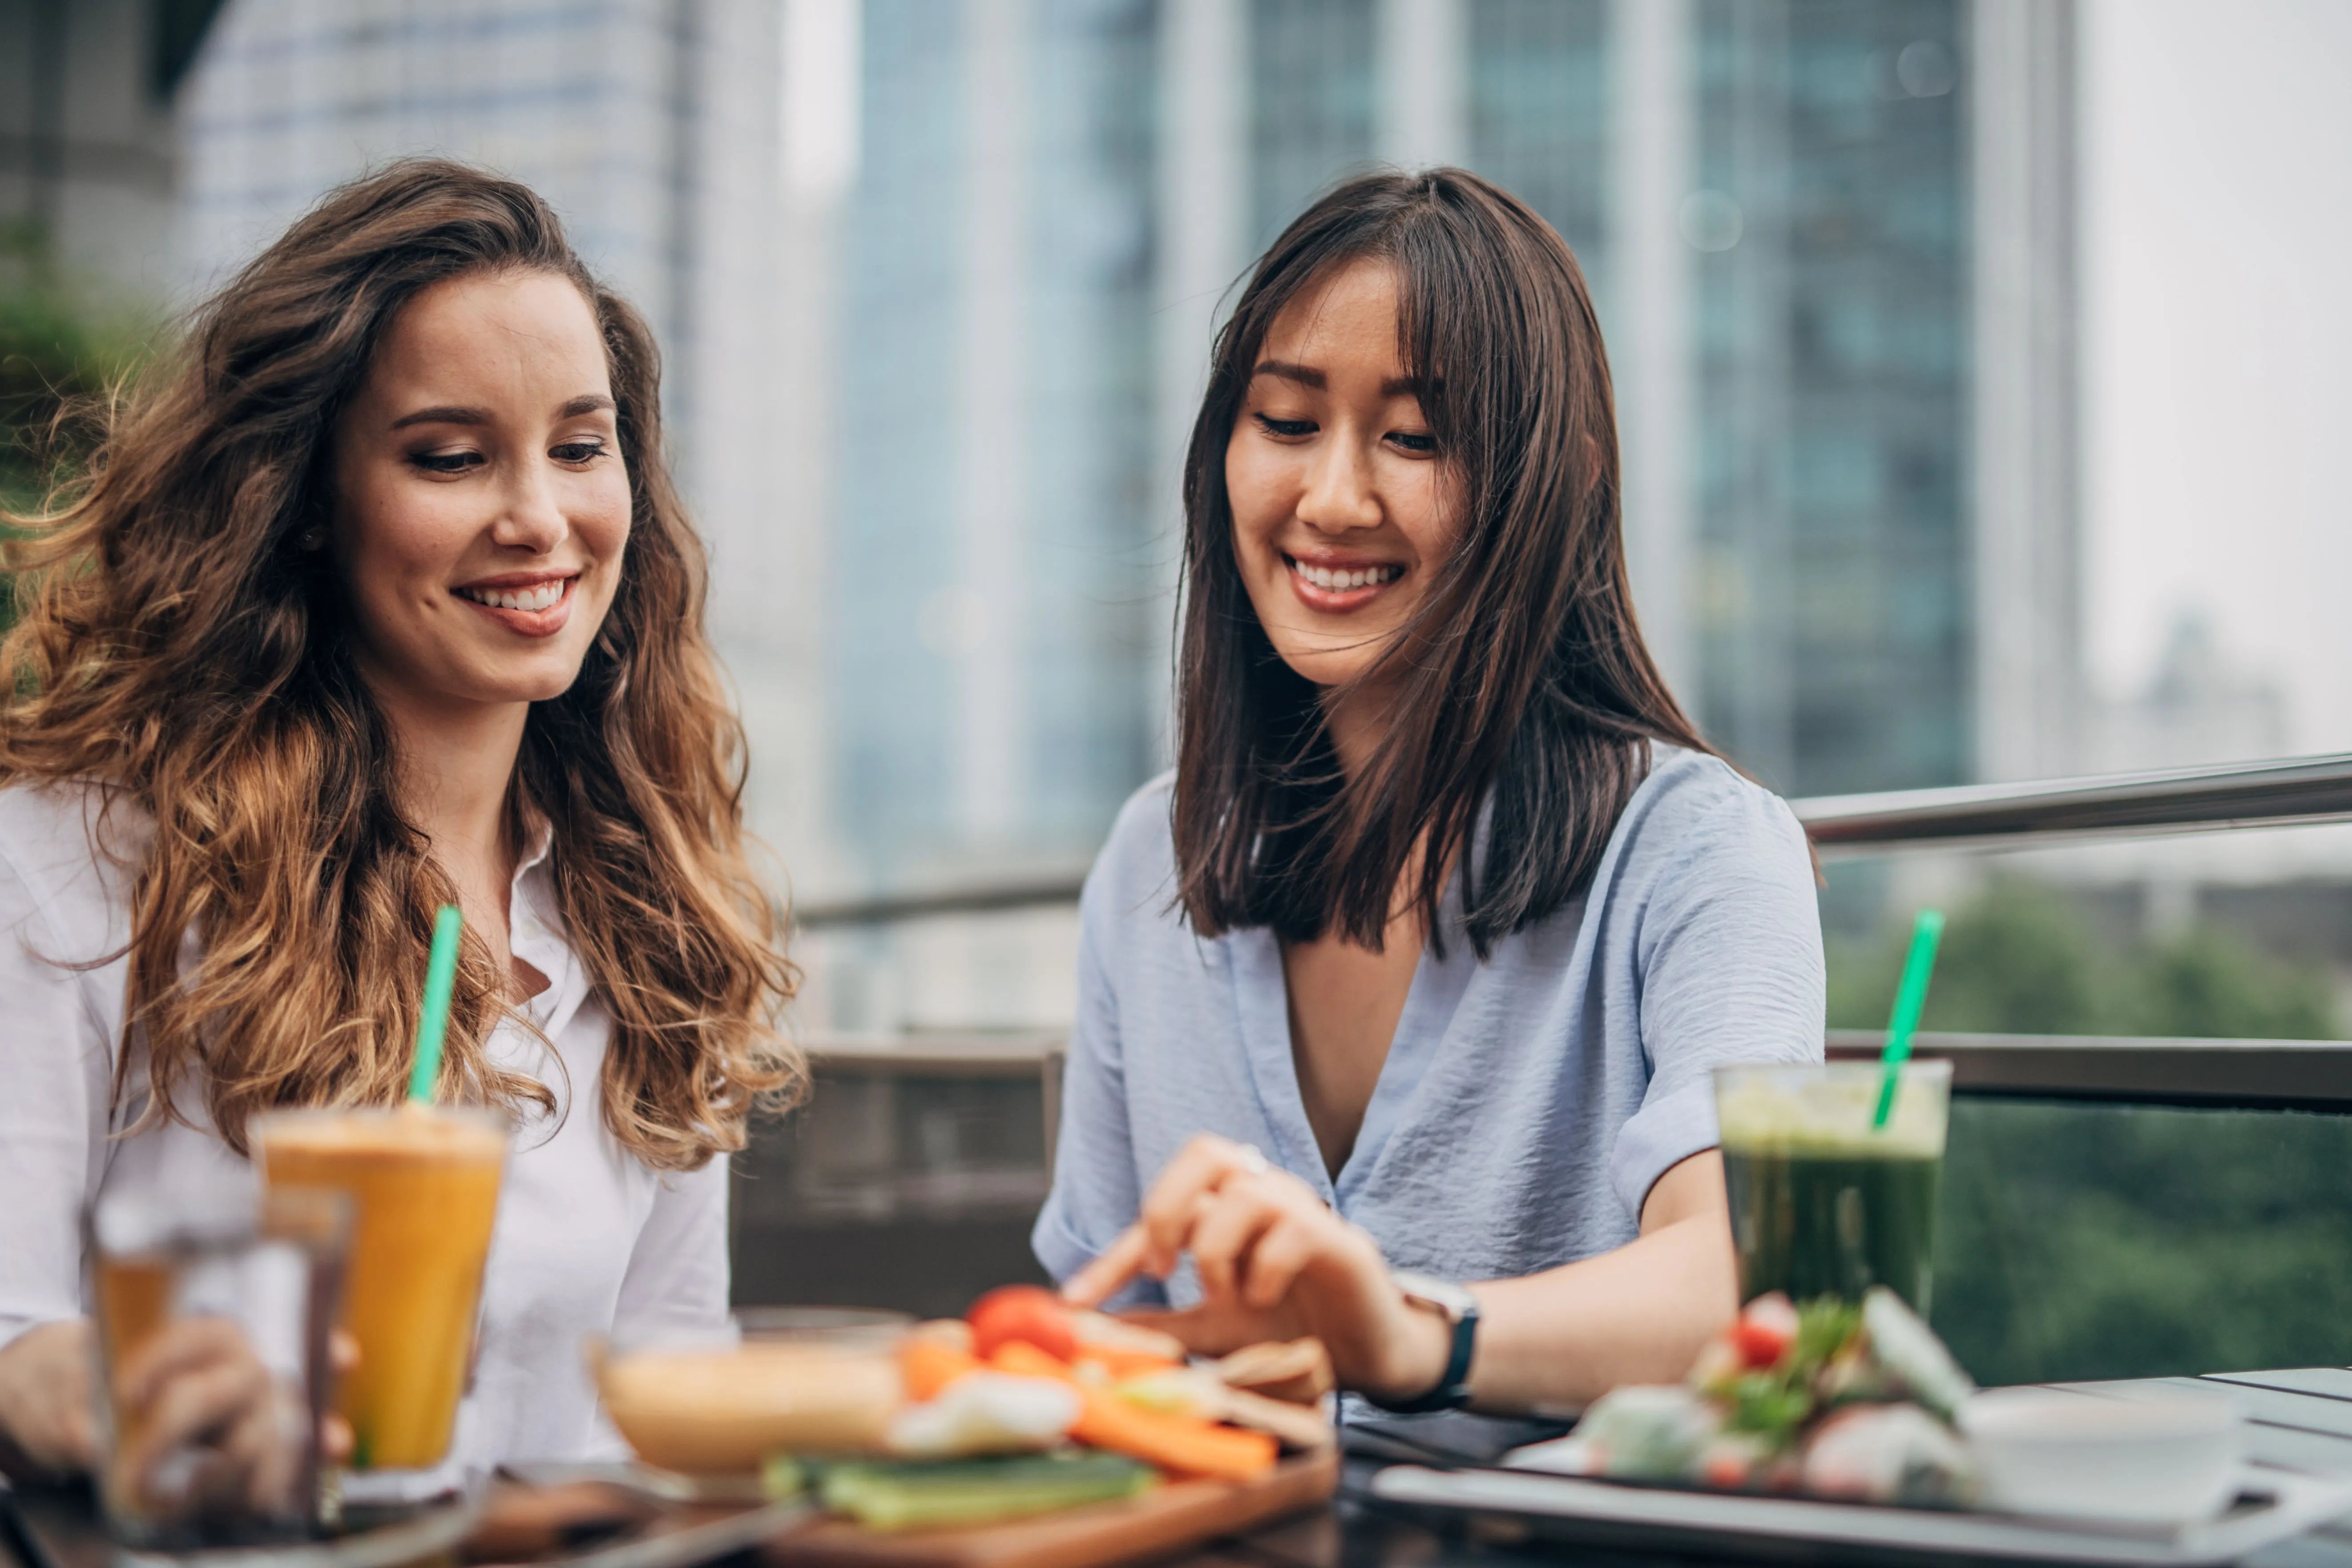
[460,581,567,613]
[1291,560,1401,592]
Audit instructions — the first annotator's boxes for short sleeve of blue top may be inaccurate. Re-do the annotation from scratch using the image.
[1032,744,1827,1302]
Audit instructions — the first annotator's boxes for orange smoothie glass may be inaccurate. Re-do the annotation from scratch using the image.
[252,1106,508,1471]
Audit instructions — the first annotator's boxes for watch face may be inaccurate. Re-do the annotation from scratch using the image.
[1392,1270,1477,1323]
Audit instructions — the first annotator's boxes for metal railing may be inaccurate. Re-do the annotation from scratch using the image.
[794,750,2352,928]
[1824,1031,2352,1109]
[1797,750,2352,859]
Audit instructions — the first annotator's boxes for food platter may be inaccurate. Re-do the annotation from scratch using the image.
[551,1288,1340,1568]
[457,1452,1337,1568]
[759,1448,1338,1568]
[1368,1460,2352,1566]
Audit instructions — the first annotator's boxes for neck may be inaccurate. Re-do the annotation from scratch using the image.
[1321,680,1393,780]
[375,684,530,885]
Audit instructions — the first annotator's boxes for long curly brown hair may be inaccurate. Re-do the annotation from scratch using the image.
[0,160,800,1169]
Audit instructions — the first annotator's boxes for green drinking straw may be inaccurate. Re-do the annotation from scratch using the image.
[1872,907,1946,1129]
[406,904,464,1104]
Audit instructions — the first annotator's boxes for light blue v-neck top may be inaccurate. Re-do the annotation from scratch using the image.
[1031,745,1825,1302]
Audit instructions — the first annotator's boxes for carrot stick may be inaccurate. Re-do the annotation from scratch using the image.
[900,1337,983,1401]
[1068,1388,1277,1481]
[989,1341,1082,1383]
[1078,1346,1184,1382]
[990,1341,1275,1481]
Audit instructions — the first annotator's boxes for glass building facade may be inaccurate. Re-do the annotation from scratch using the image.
[1248,0,1375,245]
[831,0,1159,882]
[1467,0,1611,301]
[1690,0,1970,797]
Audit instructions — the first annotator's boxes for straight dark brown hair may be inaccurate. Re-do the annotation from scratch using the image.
[1173,167,1711,958]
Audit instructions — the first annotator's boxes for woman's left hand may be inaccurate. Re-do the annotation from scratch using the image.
[1061,1134,1455,1403]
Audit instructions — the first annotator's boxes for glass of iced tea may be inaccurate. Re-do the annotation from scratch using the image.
[1714,1059,1952,1314]
[250,1106,508,1475]
[87,1183,350,1551]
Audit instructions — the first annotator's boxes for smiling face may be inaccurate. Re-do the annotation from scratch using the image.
[328,269,630,723]
[1225,259,1460,697]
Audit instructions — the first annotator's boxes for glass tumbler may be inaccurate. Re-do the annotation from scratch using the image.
[88,1183,351,1556]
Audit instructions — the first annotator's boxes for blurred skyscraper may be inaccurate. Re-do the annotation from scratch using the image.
[0,0,220,297]
[829,0,1158,886]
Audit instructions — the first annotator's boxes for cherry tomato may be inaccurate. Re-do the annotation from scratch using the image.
[1730,1294,1799,1369]
[967,1285,1078,1362]
[1702,1450,1754,1490]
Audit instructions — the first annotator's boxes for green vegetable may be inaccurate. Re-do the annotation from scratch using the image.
[1709,1298,1868,1449]
[1720,1373,1814,1442]
[1791,1297,1864,1372]
[816,1453,1155,1531]
[761,1454,805,1500]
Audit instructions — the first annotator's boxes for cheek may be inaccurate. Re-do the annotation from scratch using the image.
[1223,441,1283,554]
[1394,467,1461,566]
[580,481,633,578]
[338,475,470,598]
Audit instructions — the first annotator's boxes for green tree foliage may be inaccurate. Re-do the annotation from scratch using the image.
[0,280,157,631]
[1825,879,2352,1384]
[1935,1099,2352,1384]
[1828,877,2342,1041]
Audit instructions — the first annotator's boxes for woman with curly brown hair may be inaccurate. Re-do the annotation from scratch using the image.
[0,160,799,1488]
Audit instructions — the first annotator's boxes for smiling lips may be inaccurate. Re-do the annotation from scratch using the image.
[455,574,577,637]
[1285,553,1405,612]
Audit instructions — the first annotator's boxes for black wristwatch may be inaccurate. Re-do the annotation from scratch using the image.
[1368,1271,1480,1413]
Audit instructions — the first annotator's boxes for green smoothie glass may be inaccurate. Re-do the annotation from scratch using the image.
[1714,1060,1953,1314]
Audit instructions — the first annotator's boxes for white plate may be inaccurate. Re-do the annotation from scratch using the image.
[1368,1463,2352,1566]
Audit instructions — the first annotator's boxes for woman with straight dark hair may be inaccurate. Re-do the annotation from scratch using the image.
[1036,169,1823,1412]
[0,160,798,1488]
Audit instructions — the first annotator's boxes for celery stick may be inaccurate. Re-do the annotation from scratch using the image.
[819,1454,1154,1531]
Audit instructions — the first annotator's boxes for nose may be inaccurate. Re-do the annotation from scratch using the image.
[491,461,568,554]
[1294,426,1383,535]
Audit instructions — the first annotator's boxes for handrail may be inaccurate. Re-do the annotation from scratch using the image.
[791,752,2352,927]
[1825,1030,2352,1109]
[795,875,1088,930]
[801,1028,2352,1109]
[1797,750,2352,858]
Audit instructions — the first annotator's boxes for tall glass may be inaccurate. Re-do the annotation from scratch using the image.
[1714,1060,1952,1314]
[88,1185,350,1552]
[251,1106,508,1474]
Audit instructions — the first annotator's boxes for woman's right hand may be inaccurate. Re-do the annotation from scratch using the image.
[0,1316,351,1508]
[109,1316,306,1521]
[1062,1135,1456,1403]
[0,1318,99,1477]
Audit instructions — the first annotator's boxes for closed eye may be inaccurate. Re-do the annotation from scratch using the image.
[1253,413,1315,439]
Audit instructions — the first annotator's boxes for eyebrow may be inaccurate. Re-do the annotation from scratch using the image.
[1253,360,1325,389]
[1250,361,1430,400]
[388,394,615,431]
[390,404,490,430]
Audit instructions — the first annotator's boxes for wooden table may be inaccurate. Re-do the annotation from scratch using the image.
[15,1370,2352,1568]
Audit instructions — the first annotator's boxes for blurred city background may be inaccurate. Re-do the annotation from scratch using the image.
[7,0,2352,1380]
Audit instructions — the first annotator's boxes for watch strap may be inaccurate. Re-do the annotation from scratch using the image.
[1368,1273,1479,1414]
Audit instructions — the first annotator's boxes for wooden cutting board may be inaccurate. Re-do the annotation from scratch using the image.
[759,1449,1339,1568]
